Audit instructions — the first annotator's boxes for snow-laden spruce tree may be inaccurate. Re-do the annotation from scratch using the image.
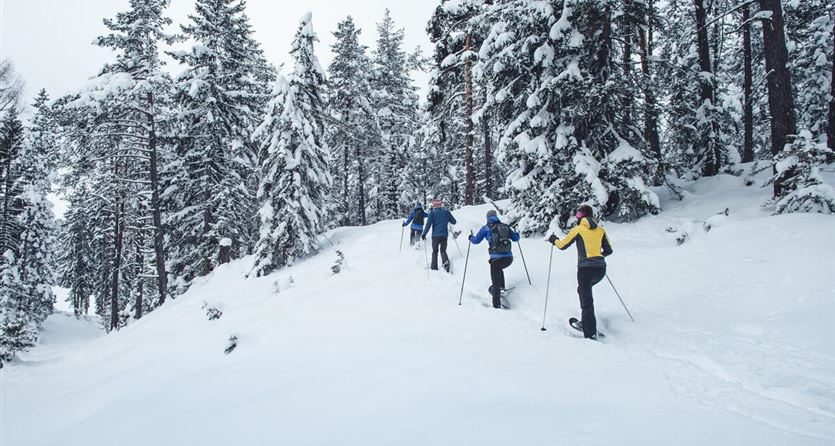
[0,91,59,363]
[57,183,95,316]
[326,16,379,227]
[0,107,25,257]
[60,0,175,329]
[786,0,833,150]
[0,251,38,364]
[771,130,835,214]
[658,0,740,179]
[425,0,484,207]
[165,0,275,293]
[14,90,58,324]
[370,9,419,221]
[251,13,331,277]
[476,0,659,232]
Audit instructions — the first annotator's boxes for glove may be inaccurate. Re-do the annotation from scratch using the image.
[402,222,407,227]
[547,234,558,245]
[421,234,426,240]
[468,235,474,242]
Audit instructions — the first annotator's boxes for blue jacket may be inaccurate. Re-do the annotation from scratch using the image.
[470,215,520,259]
[403,206,426,231]
[422,208,457,238]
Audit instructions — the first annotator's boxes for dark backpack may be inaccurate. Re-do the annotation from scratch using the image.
[413,208,425,225]
[488,223,512,254]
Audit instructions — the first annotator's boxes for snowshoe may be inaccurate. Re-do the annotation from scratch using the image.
[488,286,512,309]
[568,317,605,339]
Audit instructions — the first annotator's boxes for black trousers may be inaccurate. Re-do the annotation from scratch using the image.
[410,229,421,245]
[431,237,449,271]
[489,256,513,307]
[577,267,606,338]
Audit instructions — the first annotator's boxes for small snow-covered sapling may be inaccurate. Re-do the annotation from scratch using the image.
[201,301,223,320]
[224,335,238,354]
[331,250,345,274]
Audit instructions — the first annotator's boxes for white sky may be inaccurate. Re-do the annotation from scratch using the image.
[0,0,436,106]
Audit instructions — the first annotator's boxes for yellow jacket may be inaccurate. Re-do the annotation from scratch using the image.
[554,217,613,268]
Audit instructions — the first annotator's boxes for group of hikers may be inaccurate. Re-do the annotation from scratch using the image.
[402,199,613,340]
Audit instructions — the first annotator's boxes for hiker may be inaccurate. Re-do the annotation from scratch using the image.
[469,209,520,309]
[548,205,613,339]
[421,198,456,272]
[402,202,426,246]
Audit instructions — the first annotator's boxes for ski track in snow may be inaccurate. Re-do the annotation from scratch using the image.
[2,171,834,445]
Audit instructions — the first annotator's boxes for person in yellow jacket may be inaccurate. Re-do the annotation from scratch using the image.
[547,205,613,339]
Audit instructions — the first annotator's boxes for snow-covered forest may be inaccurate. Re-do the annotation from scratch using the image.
[0,0,833,443]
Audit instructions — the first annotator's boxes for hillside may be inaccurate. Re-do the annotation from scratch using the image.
[2,171,834,446]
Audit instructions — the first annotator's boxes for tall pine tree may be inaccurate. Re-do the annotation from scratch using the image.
[251,13,331,277]
[165,0,275,293]
[325,16,379,227]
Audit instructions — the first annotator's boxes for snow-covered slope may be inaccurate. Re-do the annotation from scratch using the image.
[3,172,834,446]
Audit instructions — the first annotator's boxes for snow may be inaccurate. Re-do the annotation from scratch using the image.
[2,171,835,445]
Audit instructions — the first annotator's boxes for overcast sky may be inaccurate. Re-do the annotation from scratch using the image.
[0,0,436,107]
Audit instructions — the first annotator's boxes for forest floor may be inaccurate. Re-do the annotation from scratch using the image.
[2,167,834,445]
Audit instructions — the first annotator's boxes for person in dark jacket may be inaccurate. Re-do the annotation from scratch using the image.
[548,205,613,339]
[402,202,426,246]
[421,197,457,272]
[469,209,520,308]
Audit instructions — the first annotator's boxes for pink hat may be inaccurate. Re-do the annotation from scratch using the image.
[432,198,442,208]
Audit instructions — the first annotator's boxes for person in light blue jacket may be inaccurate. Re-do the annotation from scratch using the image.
[402,202,426,246]
[469,209,520,308]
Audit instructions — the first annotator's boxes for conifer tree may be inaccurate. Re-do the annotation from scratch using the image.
[166,0,275,293]
[326,16,379,227]
[371,10,419,220]
[0,107,24,256]
[0,91,58,363]
[475,0,658,232]
[251,13,331,277]
[60,0,175,330]
[57,184,95,316]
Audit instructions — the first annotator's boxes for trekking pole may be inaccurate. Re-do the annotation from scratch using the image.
[458,231,473,305]
[515,240,532,285]
[540,244,554,331]
[606,274,635,322]
[452,236,463,258]
[450,224,463,257]
[399,226,405,252]
[423,238,430,278]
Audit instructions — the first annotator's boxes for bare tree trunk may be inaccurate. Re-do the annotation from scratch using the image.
[463,33,475,206]
[638,6,661,181]
[356,144,367,226]
[483,93,493,199]
[111,163,124,331]
[694,0,719,177]
[758,0,798,196]
[828,18,835,154]
[342,142,349,225]
[134,233,144,320]
[623,21,634,132]
[147,92,168,304]
[741,4,754,163]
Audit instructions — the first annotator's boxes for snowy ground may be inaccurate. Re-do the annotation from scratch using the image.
[2,170,834,445]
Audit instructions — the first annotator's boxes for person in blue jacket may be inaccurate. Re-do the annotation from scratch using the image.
[421,197,457,272]
[402,202,426,246]
[469,209,520,308]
